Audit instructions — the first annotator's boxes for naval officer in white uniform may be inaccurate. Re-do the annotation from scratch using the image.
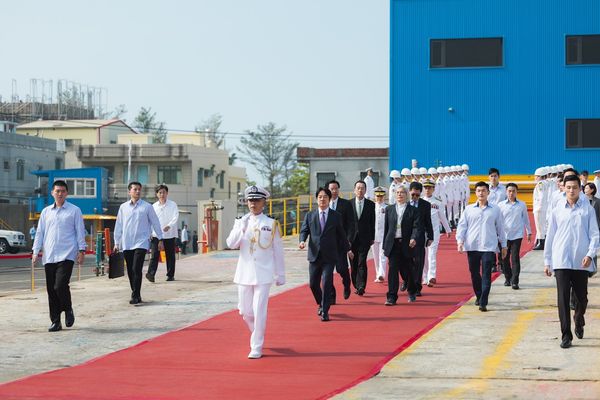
[226,185,285,359]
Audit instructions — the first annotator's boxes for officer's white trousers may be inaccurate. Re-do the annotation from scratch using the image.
[445,200,454,221]
[371,241,387,280]
[423,230,440,283]
[533,208,547,240]
[238,283,271,353]
[452,200,460,221]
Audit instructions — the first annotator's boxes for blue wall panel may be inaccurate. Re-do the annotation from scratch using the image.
[390,0,600,175]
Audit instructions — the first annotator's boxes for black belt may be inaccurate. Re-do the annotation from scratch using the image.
[395,238,403,242]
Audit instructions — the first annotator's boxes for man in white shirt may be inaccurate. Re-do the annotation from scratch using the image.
[114,181,164,305]
[544,175,599,349]
[32,180,86,332]
[456,181,507,312]
[180,224,189,254]
[364,167,375,200]
[147,184,179,282]
[498,183,532,290]
[487,168,507,205]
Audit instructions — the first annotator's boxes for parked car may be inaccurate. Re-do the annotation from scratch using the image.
[0,229,26,254]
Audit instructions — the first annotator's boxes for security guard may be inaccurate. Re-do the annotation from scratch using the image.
[226,185,285,359]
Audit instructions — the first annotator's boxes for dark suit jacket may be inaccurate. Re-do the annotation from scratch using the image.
[410,198,434,246]
[300,209,349,264]
[332,197,354,242]
[590,197,600,229]
[382,203,421,258]
[349,197,376,250]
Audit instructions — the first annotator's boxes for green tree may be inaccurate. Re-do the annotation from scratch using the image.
[286,162,309,195]
[237,122,299,196]
[196,113,225,148]
[134,107,166,144]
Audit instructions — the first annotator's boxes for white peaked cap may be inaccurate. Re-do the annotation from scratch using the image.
[389,170,401,178]
[401,168,412,176]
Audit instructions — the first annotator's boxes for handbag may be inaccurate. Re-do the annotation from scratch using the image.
[108,252,125,279]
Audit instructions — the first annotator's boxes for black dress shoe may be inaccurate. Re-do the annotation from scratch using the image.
[317,306,322,316]
[357,288,365,296]
[400,282,407,292]
[145,273,155,283]
[408,294,416,303]
[166,276,174,281]
[65,309,75,327]
[479,305,487,312]
[415,291,422,297]
[385,299,396,306]
[320,314,330,322]
[475,298,480,306]
[504,280,511,287]
[512,284,519,290]
[560,338,572,348]
[575,326,584,339]
[48,322,62,332]
[129,297,142,305]
[343,287,351,300]
[330,298,336,305]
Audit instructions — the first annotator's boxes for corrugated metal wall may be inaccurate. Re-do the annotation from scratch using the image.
[390,0,600,175]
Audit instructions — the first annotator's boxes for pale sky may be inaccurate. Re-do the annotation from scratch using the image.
[1,0,389,183]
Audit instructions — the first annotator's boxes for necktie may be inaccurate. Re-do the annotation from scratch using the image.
[358,201,363,219]
[331,200,336,210]
[320,211,326,232]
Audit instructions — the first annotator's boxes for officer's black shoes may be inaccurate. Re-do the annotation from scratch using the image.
[575,326,584,339]
[533,239,545,251]
[479,305,488,312]
[317,306,323,316]
[320,314,330,322]
[48,322,62,332]
[65,309,75,327]
[400,281,407,292]
[145,273,155,283]
[560,338,572,349]
[343,287,351,300]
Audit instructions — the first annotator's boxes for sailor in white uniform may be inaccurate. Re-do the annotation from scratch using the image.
[421,180,451,286]
[226,185,285,359]
[364,167,375,200]
[371,186,388,282]
[388,170,403,205]
[532,167,549,250]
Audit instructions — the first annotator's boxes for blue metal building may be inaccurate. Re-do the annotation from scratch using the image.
[30,167,108,215]
[390,0,600,175]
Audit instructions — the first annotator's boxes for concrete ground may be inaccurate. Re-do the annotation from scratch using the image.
[1,239,599,399]
[336,250,600,400]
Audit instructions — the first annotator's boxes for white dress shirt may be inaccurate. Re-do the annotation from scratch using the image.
[114,199,163,251]
[152,199,179,239]
[374,201,386,242]
[329,198,338,211]
[498,199,531,240]
[32,201,86,265]
[544,197,600,271]
[488,183,507,205]
[456,202,507,252]
[395,203,407,238]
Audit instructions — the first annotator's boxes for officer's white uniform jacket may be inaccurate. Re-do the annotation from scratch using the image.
[389,181,400,204]
[423,195,452,233]
[374,201,386,242]
[226,213,285,285]
[364,175,375,200]
[532,179,548,212]
[444,176,456,203]
[436,176,447,206]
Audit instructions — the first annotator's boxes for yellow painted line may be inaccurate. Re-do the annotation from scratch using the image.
[439,288,553,399]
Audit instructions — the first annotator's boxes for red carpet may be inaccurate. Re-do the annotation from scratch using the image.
[0,227,535,400]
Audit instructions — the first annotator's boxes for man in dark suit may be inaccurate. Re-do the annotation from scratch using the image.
[408,181,434,296]
[300,187,349,321]
[328,180,354,303]
[383,185,421,304]
[349,180,376,295]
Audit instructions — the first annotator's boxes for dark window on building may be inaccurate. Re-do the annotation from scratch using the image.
[237,182,241,195]
[228,181,231,199]
[55,158,63,170]
[197,168,204,187]
[566,35,600,65]
[210,188,215,198]
[16,159,25,181]
[316,172,336,189]
[157,166,182,184]
[219,170,225,189]
[430,38,503,68]
[3,160,10,170]
[566,119,600,148]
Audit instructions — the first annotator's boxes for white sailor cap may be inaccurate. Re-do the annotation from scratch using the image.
[401,168,412,176]
[390,169,401,178]
[462,164,469,171]
[428,167,438,174]
[366,167,373,172]
[593,169,600,174]
[419,167,428,174]
[411,167,420,175]
[534,167,547,176]
[244,185,270,200]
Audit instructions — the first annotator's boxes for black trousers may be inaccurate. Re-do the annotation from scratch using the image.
[124,249,148,299]
[387,239,416,300]
[330,252,351,302]
[181,241,188,254]
[309,261,335,315]
[467,251,494,307]
[413,245,426,292]
[350,242,369,292]
[147,237,176,278]
[502,238,522,285]
[555,269,588,341]
[44,260,74,324]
